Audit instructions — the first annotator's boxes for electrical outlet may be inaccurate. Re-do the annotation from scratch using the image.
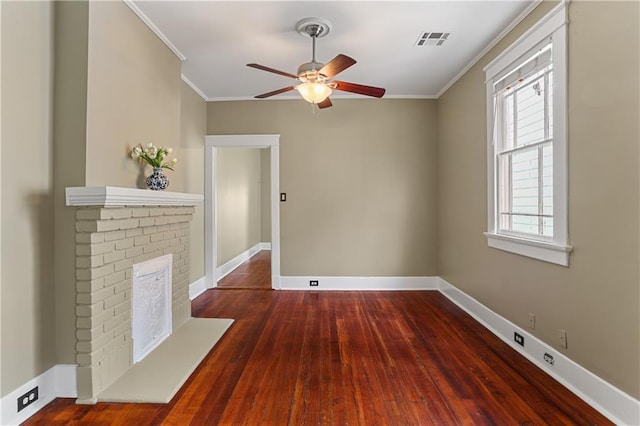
[309,280,318,287]
[544,353,555,365]
[514,332,524,347]
[558,329,568,348]
[528,313,536,330]
[17,386,38,412]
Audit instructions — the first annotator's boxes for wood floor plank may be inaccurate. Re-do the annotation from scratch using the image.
[24,253,613,425]
[217,250,272,290]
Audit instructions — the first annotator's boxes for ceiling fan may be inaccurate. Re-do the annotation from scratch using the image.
[247,18,385,109]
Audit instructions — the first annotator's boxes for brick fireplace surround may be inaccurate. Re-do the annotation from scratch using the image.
[66,187,204,404]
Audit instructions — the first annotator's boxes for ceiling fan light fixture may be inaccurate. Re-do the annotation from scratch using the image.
[296,82,332,104]
[248,16,384,108]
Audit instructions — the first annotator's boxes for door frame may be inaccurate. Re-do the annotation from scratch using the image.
[205,134,281,289]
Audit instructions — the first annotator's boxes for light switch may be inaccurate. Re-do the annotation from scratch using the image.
[280,193,286,202]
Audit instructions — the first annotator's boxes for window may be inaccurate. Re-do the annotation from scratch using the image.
[484,3,571,266]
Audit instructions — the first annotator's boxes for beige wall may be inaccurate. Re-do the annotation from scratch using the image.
[216,147,262,265]
[1,1,56,395]
[260,148,271,243]
[436,1,639,399]
[208,99,438,276]
[53,0,90,368]
[180,83,207,281]
[85,1,182,190]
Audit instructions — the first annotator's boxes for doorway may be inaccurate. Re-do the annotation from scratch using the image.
[216,250,272,290]
[205,135,281,290]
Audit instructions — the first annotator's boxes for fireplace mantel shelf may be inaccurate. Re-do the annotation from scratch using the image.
[66,186,204,207]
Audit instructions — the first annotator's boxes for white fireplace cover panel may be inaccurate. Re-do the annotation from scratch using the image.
[132,254,173,363]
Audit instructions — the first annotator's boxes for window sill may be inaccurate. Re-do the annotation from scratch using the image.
[484,232,572,266]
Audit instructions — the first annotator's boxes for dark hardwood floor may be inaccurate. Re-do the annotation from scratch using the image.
[24,258,611,425]
[216,250,272,290]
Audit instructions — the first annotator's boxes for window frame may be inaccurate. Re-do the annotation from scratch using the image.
[484,2,572,266]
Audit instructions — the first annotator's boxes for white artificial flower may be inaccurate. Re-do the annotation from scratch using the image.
[166,147,173,154]
[130,145,142,159]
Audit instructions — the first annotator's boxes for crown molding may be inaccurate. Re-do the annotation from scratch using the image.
[436,0,543,98]
[122,0,186,61]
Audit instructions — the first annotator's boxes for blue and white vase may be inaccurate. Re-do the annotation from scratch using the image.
[146,168,169,191]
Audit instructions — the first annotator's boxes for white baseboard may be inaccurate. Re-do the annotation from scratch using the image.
[216,242,265,282]
[280,276,439,291]
[189,276,207,300]
[1,364,76,426]
[258,242,271,251]
[437,277,639,426]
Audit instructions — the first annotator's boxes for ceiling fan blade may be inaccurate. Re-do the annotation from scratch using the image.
[247,63,299,79]
[333,81,386,98]
[319,54,356,78]
[255,86,296,99]
[317,97,332,109]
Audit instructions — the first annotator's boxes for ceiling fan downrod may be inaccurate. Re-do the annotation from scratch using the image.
[295,18,332,77]
[304,24,323,63]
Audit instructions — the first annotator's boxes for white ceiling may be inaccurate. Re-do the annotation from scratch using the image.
[130,1,537,101]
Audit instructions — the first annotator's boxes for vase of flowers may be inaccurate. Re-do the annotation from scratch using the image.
[130,143,177,191]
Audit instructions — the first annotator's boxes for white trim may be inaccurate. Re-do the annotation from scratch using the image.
[181,74,208,101]
[280,276,439,291]
[484,1,568,79]
[207,94,438,102]
[205,135,281,290]
[121,0,186,61]
[551,18,569,249]
[436,0,543,98]
[485,2,569,264]
[0,4,3,422]
[216,243,264,282]
[53,365,77,398]
[484,232,572,266]
[486,81,497,238]
[189,276,207,300]
[0,364,77,426]
[259,242,272,251]
[438,278,640,426]
[65,186,204,207]
[205,144,215,288]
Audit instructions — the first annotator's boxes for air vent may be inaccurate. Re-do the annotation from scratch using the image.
[415,32,450,47]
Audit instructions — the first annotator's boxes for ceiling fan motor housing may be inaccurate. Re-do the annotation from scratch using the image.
[297,62,326,80]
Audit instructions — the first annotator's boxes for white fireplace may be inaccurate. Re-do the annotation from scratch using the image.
[132,254,173,363]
